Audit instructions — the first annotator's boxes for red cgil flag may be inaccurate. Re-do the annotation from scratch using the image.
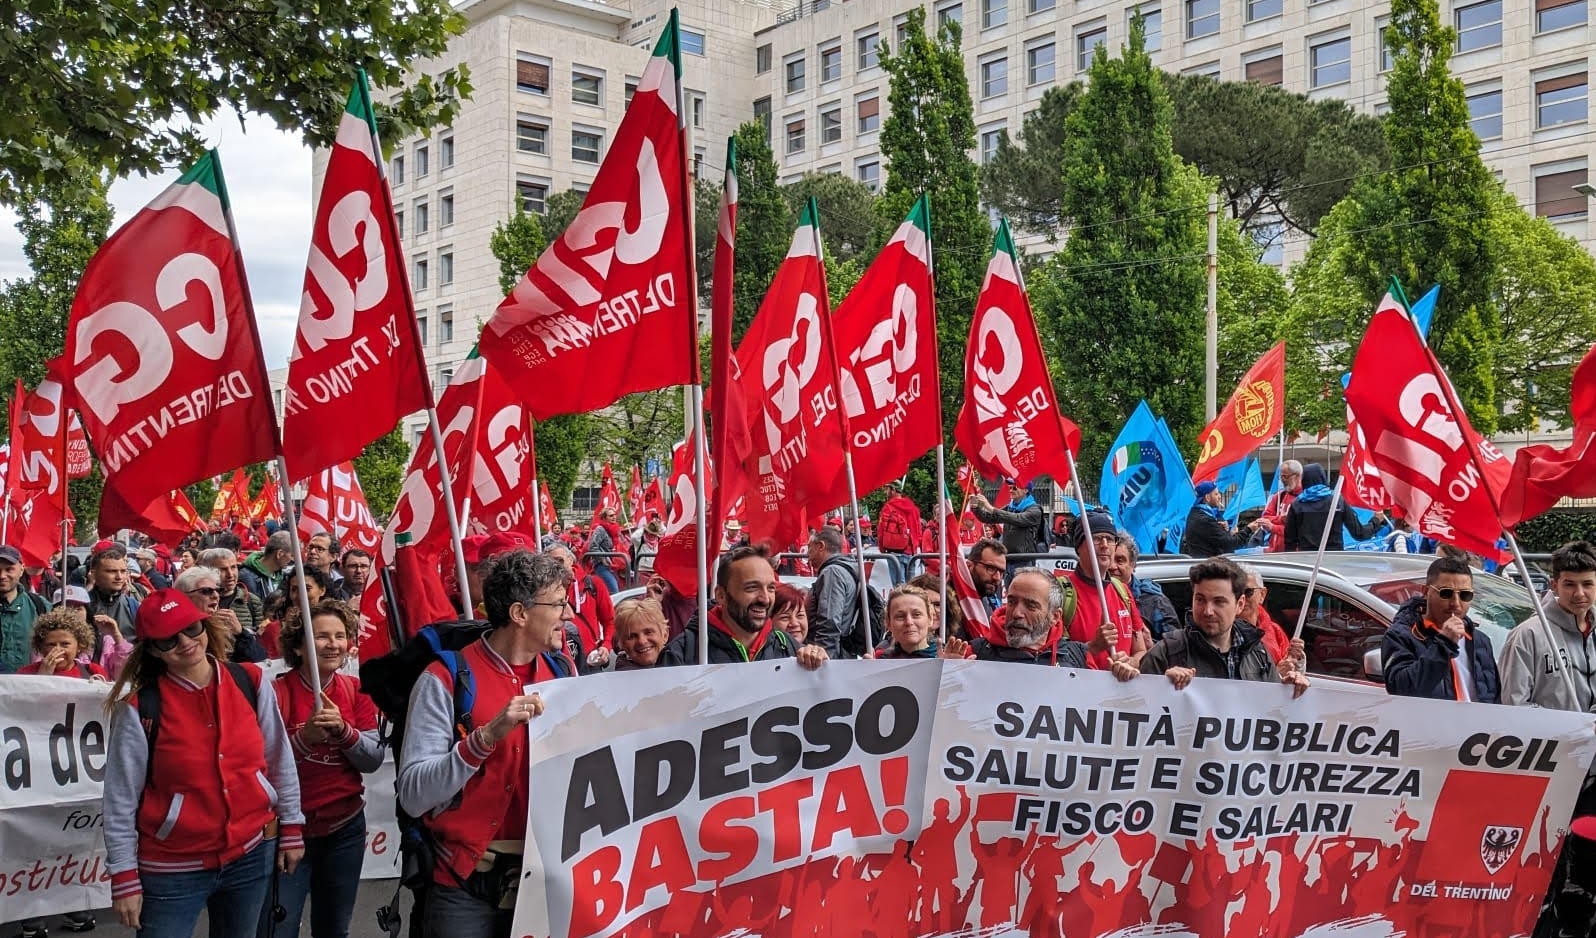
[1345,291,1511,559]
[642,473,665,521]
[299,461,383,556]
[539,480,560,534]
[1501,343,1596,529]
[818,194,941,505]
[66,151,278,516]
[282,73,430,479]
[627,464,646,525]
[955,221,1080,487]
[480,15,697,419]
[1343,401,1397,512]
[992,478,1013,511]
[653,423,713,597]
[100,487,198,546]
[358,352,487,658]
[591,463,621,525]
[1191,341,1286,483]
[942,497,994,642]
[6,367,74,565]
[464,359,536,538]
[732,201,847,550]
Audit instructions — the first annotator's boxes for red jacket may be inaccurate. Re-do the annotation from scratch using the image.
[1259,489,1299,553]
[425,641,570,885]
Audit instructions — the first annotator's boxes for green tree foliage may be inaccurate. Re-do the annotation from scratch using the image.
[1280,0,1503,432]
[876,8,992,510]
[730,121,793,341]
[782,172,877,263]
[488,205,595,507]
[1030,22,1207,472]
[353,427,408,520]
[0,0,470,206]
[983,74,1387,241]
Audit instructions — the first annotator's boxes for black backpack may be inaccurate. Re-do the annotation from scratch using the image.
[137,660,259,788]
[361,618,493,938]
[838,566,887,659]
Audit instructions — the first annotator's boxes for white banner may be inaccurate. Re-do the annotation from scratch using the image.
[515,660,1596,938]
[0,675,397,924]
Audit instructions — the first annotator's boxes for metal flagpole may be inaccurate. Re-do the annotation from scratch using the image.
[690,387,710,666]
[530,415,542,539]
[1064,448,1118,643]
[1289,472,1344,640]
[936,445,948,643]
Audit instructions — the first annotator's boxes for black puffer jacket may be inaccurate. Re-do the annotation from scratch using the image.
[1139,624,1278,682]
[1382,595,1499,703]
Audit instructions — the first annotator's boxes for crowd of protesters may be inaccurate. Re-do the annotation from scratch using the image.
[0,474,1591,938]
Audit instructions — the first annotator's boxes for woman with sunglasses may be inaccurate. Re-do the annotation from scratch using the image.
[176,564,266,663]
[102,588,305,938]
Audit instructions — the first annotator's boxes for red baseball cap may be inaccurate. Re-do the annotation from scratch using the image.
[136,589,206,642]
[481,531,536,561]
[461,534,491,565]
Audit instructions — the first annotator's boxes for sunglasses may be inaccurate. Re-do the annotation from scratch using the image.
[187,586,220,597]
[150,621,206,653]
[1428,585,1475,602]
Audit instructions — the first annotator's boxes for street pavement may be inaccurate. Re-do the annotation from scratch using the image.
[17,884,411,938]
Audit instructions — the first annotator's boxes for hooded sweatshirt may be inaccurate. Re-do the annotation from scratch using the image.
[1284,463,1383,551]
[1499,593,1596,712]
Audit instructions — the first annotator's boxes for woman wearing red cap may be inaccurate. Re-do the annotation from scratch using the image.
[101,588,305,938]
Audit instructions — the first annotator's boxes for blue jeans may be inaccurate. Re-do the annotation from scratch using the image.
[138,837,273,938]
[259,812,367,938]
[424,882,513,938]
[589,563,619,593]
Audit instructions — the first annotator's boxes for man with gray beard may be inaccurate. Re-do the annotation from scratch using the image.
[940,568,1089,667]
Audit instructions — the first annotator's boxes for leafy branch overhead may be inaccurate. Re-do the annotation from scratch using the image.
[0,0,471,205]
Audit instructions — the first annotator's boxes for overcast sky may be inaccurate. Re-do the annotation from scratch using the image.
[0,112,310,371]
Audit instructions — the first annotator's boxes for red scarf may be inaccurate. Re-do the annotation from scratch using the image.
[708,605,775,659]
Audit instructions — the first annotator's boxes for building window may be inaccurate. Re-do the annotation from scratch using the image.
[438,367,453,389]
[1247,0,1281,21]
[820,43,843,82]
[785,116,806,154]
[438,305,455,342]
[516,117,549,154]
[392,154,405,185]
[857,95,880,132]
[413,257,428,291]
[980,54,1008,98]
[754,97,773,136]
[857,29,880,69]
[983,0,1008,29]
[1245,53,1283,85]
[1535,164,1589,218]
[694,147,705,178]
[414,143,429,178]
[937,2,963,31]
[688,92,706,129]
[517,177,549,214]
[394,209,404,239]
[516,54,551,94]
[980,127,1004,163]
[1186,0,1219,38]
[1536,0,1587,33]
[820,106,843,144]
[785,53,806,93]
[439,191,454,228]
[1029,0,1056,12]
[572,69,603,106]
[572,128,602,163]
[1536,71,1588,128]
[681,27,706,56]
[756,44,772,73]
[413,198,429,235]
[1076,25,1106,71]
[1376,17,1393,72]
[624,77,639,107]
[1454,0,1502,52]
[1466,86,1503,139]
[1309,35,1352,88]
[440,135,454,169]
[857,159,881,191]
[438,252,454,287]
[417,313,428,346]
[1027,39,1056,84]
[1132,5,1162,51]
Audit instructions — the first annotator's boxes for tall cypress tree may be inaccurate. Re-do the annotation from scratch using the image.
[1032,20,1207,469]
[877,7,991,451]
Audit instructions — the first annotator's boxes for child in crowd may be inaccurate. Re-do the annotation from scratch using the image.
[19,607,109,680]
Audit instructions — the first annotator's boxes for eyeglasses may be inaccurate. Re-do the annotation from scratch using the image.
[973,560,1006,575]
[150,621,206,653]
[1429,586,1475,602]
[526,599,572,613]
[187,586,220,597]
[1242,587,1261,597]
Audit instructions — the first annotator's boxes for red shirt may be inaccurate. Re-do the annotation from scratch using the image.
[274,670,378,837]
[19,659,108,679]
[1063,571,1144,669]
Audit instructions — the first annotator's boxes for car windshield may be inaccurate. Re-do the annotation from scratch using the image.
[1365,573,1536,645]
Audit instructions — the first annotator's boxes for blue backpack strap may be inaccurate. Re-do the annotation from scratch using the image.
[420,626,476,737]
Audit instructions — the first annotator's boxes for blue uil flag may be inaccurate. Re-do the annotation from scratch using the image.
[1101,401,1194,553]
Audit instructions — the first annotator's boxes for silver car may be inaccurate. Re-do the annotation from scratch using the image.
[1135,552,1538,684]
